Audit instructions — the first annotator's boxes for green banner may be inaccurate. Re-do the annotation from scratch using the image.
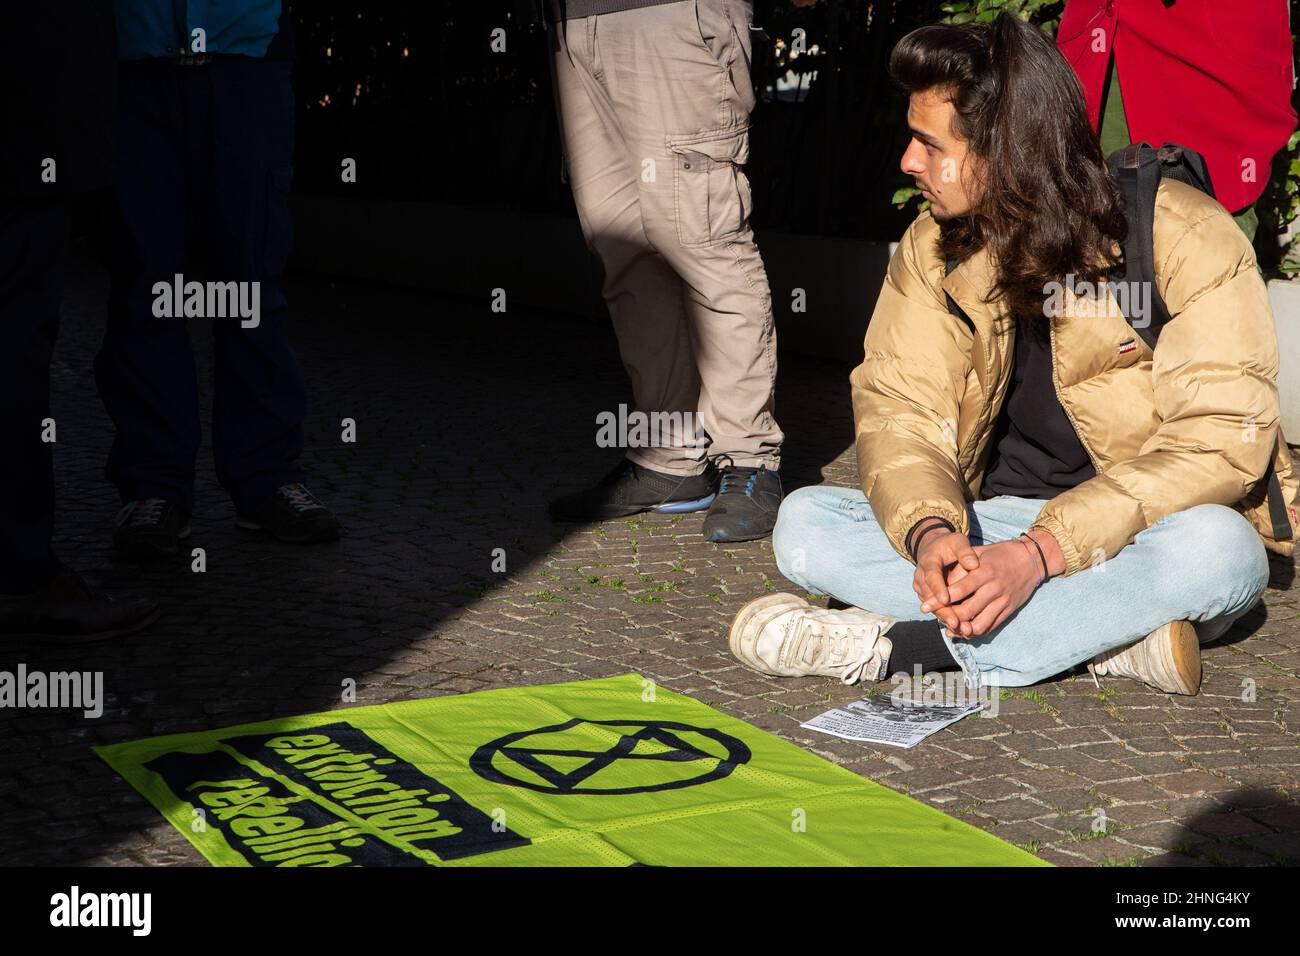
[95,674,1044,866]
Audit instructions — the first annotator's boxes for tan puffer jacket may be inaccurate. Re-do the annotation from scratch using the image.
[851,178,1298,577]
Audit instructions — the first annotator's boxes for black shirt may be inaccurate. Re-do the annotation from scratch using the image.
[980,317,1096,500]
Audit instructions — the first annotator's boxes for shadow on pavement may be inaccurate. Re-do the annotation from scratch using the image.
[0,250,859,863]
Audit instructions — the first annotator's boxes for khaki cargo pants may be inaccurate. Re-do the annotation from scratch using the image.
[552,0,783,476]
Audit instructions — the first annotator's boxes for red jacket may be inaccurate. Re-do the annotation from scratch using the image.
[1057,0,1296,213]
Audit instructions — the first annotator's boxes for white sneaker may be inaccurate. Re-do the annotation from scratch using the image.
[728,593,897,685]
[1088,620,1201,696]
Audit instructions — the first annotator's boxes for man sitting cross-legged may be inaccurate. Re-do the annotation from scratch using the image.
[727,14,1297,697]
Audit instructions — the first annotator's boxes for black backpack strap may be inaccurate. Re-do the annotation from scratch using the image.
[1107,142,1217,353]
[942,256,975,331]
[1109,143,1171,352]
[1109,145,1292,542]
[1262,444,1295,542]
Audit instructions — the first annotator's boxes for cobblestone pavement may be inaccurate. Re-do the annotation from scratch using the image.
[2,251,1298,867]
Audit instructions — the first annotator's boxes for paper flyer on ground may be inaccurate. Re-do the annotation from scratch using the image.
[802,696,984,749]
[94,674,1040,867]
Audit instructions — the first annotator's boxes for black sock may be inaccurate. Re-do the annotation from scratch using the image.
[885,620,959,674]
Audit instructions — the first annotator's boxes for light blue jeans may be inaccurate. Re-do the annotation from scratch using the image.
[772,486,1271,689]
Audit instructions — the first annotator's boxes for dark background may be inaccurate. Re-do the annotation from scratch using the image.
[289,0,960,241]
[284,0,1300,273]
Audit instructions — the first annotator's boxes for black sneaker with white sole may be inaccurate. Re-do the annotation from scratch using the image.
[236,483,341,544]
[702,463,783,542]
[549,458,716,521]
[113,498,192,559]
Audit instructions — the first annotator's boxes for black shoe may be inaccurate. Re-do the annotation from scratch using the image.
[0,568,160,644]
[702,463,783,542]
[113,498,191,559]
[549,459,717,521]
[236,483,341,543]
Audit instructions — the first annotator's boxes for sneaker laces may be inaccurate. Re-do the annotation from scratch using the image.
[711,454,736,488]
[714,457,764,498]
[278,483,325,513]
[125,498,168,526]
[1088,637,1148,687]
[788,617,886,685]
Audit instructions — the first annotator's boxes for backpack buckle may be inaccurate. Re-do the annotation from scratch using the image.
[1156,145,1184,165]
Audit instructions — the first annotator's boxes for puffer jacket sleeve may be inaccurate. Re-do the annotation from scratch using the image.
[1030,204,1281,576]
[850,215,975,562]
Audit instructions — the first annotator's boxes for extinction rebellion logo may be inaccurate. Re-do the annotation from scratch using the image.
[470,719,752,795]
[144,718,749,865]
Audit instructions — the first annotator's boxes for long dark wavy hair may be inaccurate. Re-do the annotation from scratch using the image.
[889,13,1126,318]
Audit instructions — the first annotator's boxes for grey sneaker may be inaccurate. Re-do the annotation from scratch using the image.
[113,498,191,559]
[1088,620,1201,696]
[728,592,897,684]
[236,483,340,544]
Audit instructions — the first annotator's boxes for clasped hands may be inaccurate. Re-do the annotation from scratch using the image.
[910,522,1063,639]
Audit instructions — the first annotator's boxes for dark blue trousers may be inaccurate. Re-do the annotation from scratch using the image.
[0,198,65,593]
[95,57,306,514]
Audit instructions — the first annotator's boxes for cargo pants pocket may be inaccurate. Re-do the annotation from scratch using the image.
[668,127,752,248]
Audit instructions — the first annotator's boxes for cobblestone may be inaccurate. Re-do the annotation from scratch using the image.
[1,259,1297,866]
